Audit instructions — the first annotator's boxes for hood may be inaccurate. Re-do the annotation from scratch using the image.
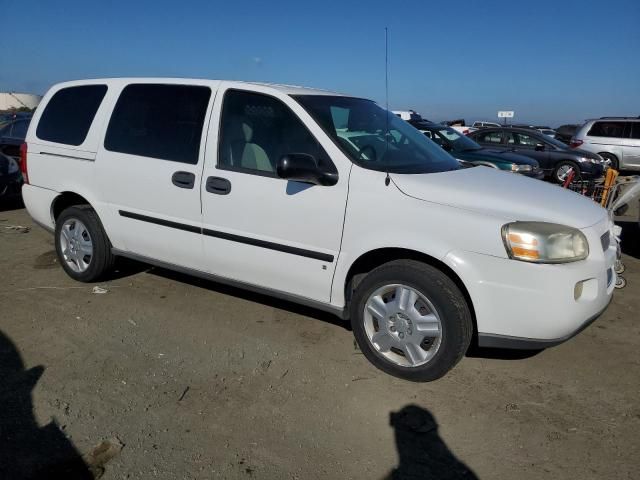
[456,148,538,166]
[572,148,602,160]
[391,167,606,228]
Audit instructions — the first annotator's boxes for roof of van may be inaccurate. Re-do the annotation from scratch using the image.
[49,78,351,97]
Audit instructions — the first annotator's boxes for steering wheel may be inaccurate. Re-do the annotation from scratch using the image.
[359,145,377,162]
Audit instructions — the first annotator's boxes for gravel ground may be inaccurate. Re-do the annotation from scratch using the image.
[1,203,639,479]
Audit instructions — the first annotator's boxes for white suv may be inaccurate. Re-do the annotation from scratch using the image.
[22,79,617,381]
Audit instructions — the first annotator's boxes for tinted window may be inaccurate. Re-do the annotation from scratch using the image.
[514,132,539,146]
[105,84,211,164]
[37,85,107,145]
[629,123,640,140]
[587,121,627,138]
[218,90,332,175]
[475,130,503,144]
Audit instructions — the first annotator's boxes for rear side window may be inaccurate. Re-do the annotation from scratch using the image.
[37,85,107,145]
[104,84,211,164]
[587,121,628,138]
[630,123,640,140]
[475,130,503,144]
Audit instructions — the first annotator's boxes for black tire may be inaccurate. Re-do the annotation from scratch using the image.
[54,205,115,282]
[553,160,580,183]
[350,260,472,382]
[598,152,619,171]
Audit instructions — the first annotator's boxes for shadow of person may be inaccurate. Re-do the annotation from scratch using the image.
[386,405,479,480]
[0,330,94,479]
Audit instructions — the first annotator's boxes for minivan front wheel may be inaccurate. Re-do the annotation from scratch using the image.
[350,260,472,382]
[55,206,115,282]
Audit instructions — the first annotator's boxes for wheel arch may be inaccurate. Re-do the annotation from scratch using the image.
[342,247,477,335]
[51,192,92,222]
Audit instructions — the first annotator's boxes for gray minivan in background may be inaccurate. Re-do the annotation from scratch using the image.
[571,117,640,171]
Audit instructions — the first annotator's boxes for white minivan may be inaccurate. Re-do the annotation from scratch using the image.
[22,79,617,381]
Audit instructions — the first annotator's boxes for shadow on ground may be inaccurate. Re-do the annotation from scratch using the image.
[147,266,350,330]
[0,330,94,479]
[0,196,24,213]
[466,342,542,360]
[618,220,640,259]
[385,405,478,479]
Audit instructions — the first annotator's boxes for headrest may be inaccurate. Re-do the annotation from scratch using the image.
[226,115,253,143]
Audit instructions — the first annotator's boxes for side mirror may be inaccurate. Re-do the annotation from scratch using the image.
[276,153,338,186]
[535,143,545,151]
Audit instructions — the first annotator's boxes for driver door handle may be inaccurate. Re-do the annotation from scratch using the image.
[206,176,232,195]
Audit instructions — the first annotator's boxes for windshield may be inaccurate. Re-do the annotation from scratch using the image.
[431,126,482,152]
[293,95,460,174]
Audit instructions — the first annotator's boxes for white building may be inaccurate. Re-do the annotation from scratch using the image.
[0,92,42,111]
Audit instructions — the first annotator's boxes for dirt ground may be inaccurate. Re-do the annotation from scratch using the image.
[1,203,639,479]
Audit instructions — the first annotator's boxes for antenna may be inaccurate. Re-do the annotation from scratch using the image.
[385,27,389,114]
[384,27,391,186]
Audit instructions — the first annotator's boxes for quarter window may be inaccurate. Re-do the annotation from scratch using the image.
[629,123,640,140]
[218,90,332,176]
[104,84,211,164]
[36,85,107,145]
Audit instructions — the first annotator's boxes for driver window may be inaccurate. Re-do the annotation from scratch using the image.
[218,90,332,176]
[515,132,538,147]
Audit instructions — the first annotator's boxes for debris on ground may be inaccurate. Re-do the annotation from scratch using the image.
[91,286,109,294]
[2,224,30,234]
[83,437,124,479]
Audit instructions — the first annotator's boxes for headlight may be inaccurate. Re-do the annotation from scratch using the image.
[510,164,532,172]
[577,156,596,164]
[7,158,19,174]
[502,222,589,263]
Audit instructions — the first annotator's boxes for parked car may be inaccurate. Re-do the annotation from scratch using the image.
[539,128,557,138]
[570,117,640,171]
[0,116,31,161]
[472,121,501,129]
[0,111,32,128]
[392,110,427,122]
[0,152,22,198]
[408,121,543,178]
[22,79,616,381]
[555,124,580,144]
[469,127,606,182]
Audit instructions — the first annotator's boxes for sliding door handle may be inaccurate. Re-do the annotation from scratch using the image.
[172,171,195,189]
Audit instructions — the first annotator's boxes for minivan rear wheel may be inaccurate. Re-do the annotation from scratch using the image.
[599,153,619,171]
[350,260,472,382]
[55,206,115,282]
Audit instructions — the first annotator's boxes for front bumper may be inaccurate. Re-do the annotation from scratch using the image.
[444,218,616,348]
[525,168,545,180]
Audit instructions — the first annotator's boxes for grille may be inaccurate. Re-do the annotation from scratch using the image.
[600,231,610,251]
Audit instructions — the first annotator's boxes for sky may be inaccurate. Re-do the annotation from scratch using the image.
[2,0,638,126]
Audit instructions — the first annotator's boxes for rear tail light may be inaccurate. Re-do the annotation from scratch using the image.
[569,139,583,148]
[20,142,29,184]
[463,129,470,135]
